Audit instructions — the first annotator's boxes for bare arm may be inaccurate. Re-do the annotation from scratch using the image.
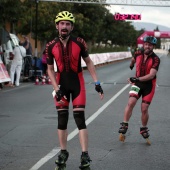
[130,57,135,66]
[83,56,104,100]
[138,68,158,82]
[129,57,135,70]
[128,68,158,83]
[83,56,98,82]
[47,64,59,91]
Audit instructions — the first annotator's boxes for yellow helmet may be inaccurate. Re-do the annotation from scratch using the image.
[55,11,75,24]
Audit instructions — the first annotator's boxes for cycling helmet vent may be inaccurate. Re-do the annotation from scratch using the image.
[144,36,157,45]
[55,11,75,24]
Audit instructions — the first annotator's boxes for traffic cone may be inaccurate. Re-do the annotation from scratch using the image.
[43,74,47,80]
[47,77,52,85]
[35,76,39,85]
[41,75,46,85]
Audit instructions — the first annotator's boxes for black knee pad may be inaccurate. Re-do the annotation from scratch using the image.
[57,110,69,130]
[73,111,86,130]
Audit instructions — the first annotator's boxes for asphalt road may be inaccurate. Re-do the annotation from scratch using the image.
[0,53,170,170]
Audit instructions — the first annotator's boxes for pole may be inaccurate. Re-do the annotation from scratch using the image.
[35,0,38,57]
[34,0,39,80]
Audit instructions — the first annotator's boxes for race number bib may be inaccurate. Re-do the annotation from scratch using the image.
[129,85,140,95]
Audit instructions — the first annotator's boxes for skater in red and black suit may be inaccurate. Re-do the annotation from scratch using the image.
[46,11,104,169]
[119,36,160,143]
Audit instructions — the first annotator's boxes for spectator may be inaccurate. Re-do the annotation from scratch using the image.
[41,50,47,75]
[20,36,32,56]
[10,45,26,87]
[20,36,32,77]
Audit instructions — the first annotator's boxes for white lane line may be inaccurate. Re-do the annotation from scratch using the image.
[29,84,130,170]
[29,147,61,170]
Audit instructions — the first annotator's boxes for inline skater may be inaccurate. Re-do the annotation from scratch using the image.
[119,36,160,144]
[46,11,104,169]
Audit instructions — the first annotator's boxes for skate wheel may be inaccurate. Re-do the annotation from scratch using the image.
[119,133,125,142]
[79,166,91,170]
[55,164,66,170]
[146,138,151,145]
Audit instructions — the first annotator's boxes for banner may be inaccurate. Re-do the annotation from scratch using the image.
[81,51,132,67]
[0,57,11,83]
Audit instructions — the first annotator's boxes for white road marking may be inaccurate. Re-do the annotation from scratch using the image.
[29,147,61,170]
[29,84,130,170]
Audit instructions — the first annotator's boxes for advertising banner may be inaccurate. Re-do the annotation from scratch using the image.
[0,57,11,83]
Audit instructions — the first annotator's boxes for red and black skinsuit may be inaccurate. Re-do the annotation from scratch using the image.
[131,52,160,104]
[46,36,88,109]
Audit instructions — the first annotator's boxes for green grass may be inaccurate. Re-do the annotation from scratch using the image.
[90,46,128,54]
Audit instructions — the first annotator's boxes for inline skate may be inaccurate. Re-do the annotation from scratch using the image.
[79,153,92,169]
[118,122,128,142]
[55,150,69,170]
[140,127,151,145]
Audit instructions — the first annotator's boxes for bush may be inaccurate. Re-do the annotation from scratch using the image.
[90,46,128,54]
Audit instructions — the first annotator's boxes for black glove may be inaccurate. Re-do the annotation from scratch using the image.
[130,77,139,83]
[129,65,134,70]
[55,89,64,101]
[95,81,104,94]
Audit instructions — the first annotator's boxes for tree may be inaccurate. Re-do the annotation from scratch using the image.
[154,26,161,48]
[0,0,24,33]
[1,0,140,50]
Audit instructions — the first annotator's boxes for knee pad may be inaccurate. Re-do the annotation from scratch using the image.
[57,110,69,130]
[73,111,86,130]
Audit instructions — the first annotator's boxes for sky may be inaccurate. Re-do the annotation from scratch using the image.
[108,5,170,28]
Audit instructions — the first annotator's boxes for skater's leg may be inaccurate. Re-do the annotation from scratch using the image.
[119,97,137,142]
[79,129,88,152]
[55,109,69,165]
[123,97,137,122]
[140,102,150,139]
[73,110,88,152]
[58,129,68,150]
[57,110,69,150]
[141,102,149,127]
[73,109,91,168]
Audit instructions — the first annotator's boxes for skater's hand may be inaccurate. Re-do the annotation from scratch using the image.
[55,90,67,104]
[95,81,104,100]
[129,77,139,84]
[129,64,134,70]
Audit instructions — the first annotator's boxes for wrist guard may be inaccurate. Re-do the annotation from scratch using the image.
[95,81,104,94]
[55,90,64,101]
[129,65,134,70]
[130,77,139,83]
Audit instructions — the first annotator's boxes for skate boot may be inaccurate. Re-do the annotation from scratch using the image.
[79,153,92,169]
[118,122,128,142]
[140,127,151,145]
[55,150,69,170]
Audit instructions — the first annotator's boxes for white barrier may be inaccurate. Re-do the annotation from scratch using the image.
[81,51,132,67]
[153,49,168,54]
